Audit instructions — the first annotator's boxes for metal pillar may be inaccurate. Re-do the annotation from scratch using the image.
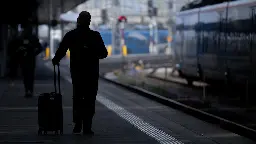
[33,6,39,36]
[48,0,54,59]
[148,0,155,54]
[60,0,64,38]
[153,16,158,54]
[48,0,51,48]
[120,21,125,71]
[149,21,154,54]
[167,26,172,55]
[167,0,175,55]
[111,20,116,55]
[111,0,120,55]
[120,22,125,56]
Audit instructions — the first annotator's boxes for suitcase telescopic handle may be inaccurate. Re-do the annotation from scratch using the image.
[53,65,61,95]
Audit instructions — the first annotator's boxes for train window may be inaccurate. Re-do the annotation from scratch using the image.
[174,16,184,59]
[199,11,221,54]
[183,30,197,56]
[226,6,251,56]
[252,7,256,32]
[251,7,256,58]
[176,17,183,29]
[183,12,198,29]
[219,11,227,55]
[183,13,198,57]
[173,31,182,56]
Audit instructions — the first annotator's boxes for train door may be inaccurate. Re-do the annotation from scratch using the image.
[218,6,228,82]
[251,7,256,83]
[180,10,199,78]
[226,2,252,84]
[180,17,185,64]
[173,15,184,67]
[198,3,228,81]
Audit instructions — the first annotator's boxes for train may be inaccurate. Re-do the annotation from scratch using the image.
[172,0,256,86]
[98,29,169,55]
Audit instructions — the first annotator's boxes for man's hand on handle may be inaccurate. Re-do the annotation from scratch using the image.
[52,58,59,66]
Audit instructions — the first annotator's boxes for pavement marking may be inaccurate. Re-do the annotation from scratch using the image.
[0,140,53,143]
[96,95,184,144]
[201,133,239,138]
[0,130,34,134]
[0,107,72,111]
[45,63,184,144]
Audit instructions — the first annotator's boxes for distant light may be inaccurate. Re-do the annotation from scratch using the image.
[176,64,180,68]
[18,24,22,32]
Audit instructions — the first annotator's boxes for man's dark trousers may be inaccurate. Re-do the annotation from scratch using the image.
[72,75,98,130]
[21,57,36,93]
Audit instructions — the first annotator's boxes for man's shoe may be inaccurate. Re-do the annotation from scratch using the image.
[24,91,33,98]
[73,123,82,134]
[9,81,14,87]
[83,129,94,136]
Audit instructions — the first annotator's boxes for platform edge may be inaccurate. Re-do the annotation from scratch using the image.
[99,75,256,142]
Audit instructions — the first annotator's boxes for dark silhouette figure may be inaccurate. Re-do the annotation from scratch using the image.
[52,11,108,135]
[8,33,20,83]
[10,24,43,97]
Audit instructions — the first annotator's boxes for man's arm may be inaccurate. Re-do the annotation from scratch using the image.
[95,32,108,59]
[52,32,71,64]
[7,38,16,56]
[33,36,43,56]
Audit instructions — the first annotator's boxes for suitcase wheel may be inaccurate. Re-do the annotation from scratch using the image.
[54,131,59,135]
[43,131,47,135]
[38,129,43,135]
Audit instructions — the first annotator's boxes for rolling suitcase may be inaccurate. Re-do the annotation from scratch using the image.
[38,65,63,135]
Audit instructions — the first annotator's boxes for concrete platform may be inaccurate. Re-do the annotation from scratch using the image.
[0,60,255,144]
[0,62,158,144]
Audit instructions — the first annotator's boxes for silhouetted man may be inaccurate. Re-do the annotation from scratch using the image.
[14,24,43,97]
[8,31,20,85]
[52,11,108,135]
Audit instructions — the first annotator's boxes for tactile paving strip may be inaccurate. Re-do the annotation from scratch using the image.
[97,95,184,144]
[46,63,184,144]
